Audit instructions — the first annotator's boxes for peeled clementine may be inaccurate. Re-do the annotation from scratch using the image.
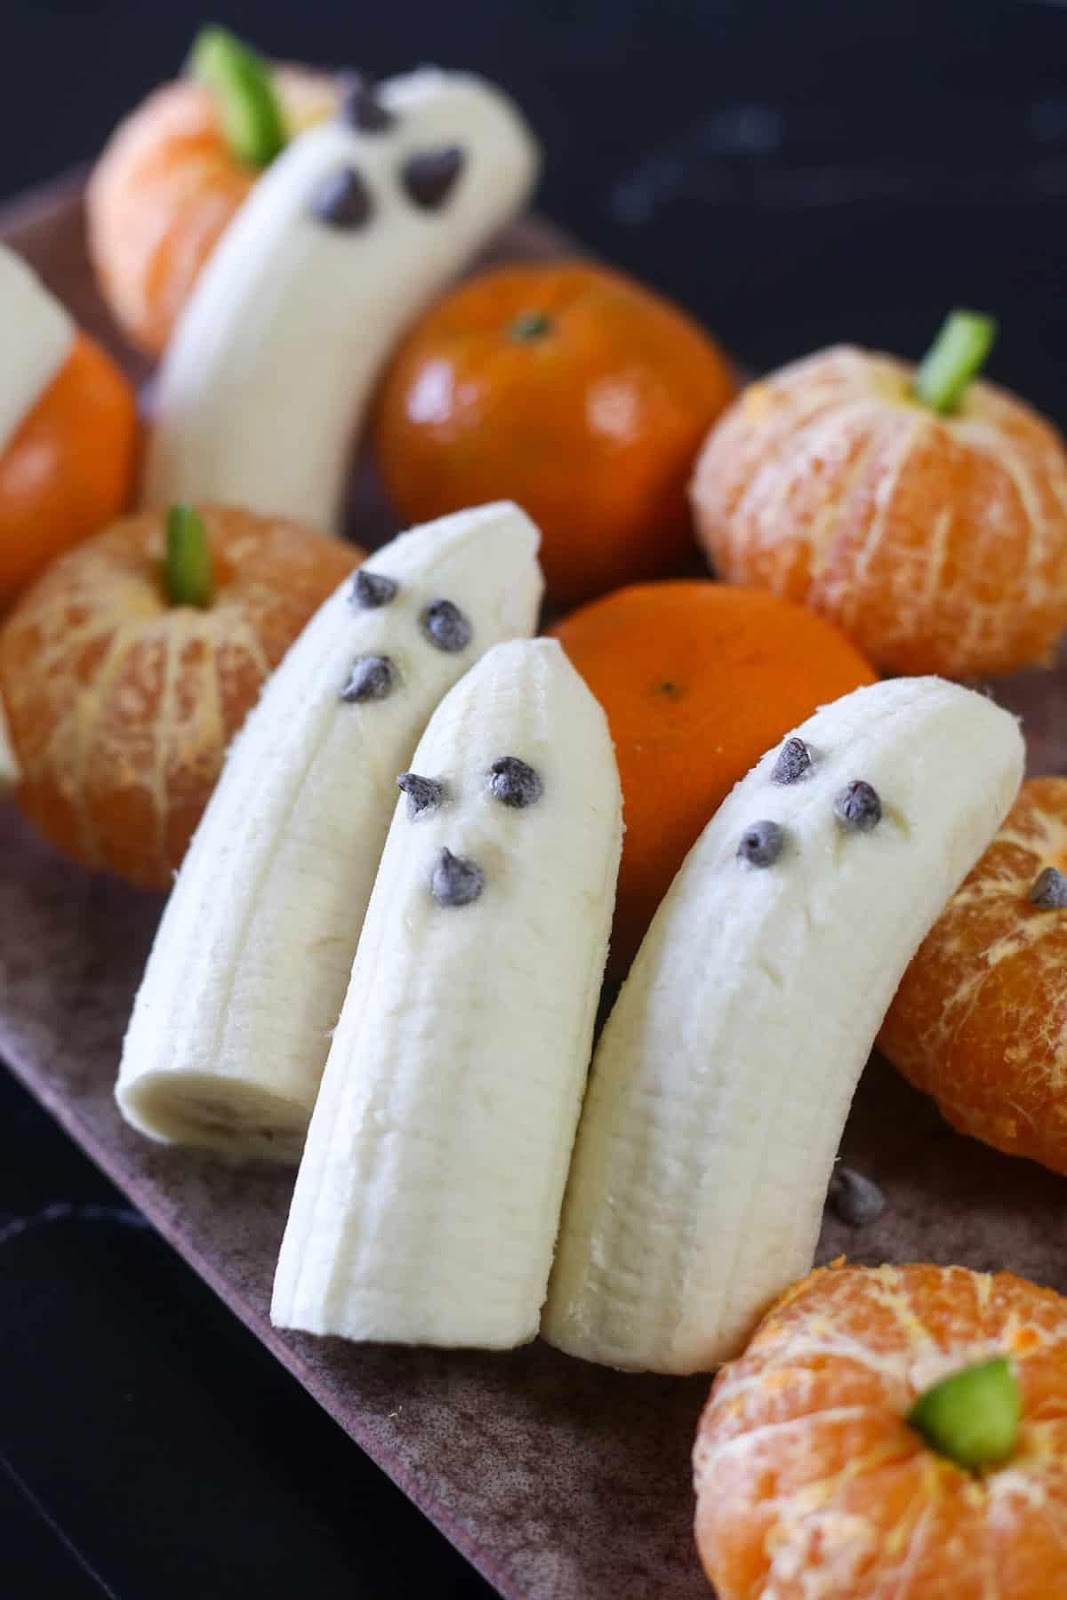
[552,580,876,970]
[373,262,738,608]
[0,506,360,888]
[87,67,338,355]
[691,346,1067,678]
[882,777,1067,1174]
[694,1261,1067,1600]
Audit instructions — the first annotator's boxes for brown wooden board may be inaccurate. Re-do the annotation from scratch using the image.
[2,176,1066,1600]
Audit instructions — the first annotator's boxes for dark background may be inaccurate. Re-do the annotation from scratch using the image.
[2,2,1064,1596]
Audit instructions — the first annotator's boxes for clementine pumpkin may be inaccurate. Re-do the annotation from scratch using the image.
[691,328,1067,678]
[373,262,738,608]
[0,505,360,887]
[882,776,1067,1175]
[694,1261,1067,1600]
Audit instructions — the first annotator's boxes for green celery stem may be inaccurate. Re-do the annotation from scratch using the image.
[190,24,287,168]
[913,309,997,415]
[907,1355,1020,1472]
[165,504,214,609]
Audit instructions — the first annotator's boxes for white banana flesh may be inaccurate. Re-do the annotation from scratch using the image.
[272,638,623,1349]
[543,677,1024,1374]
[0,694,20,795]
[116,503,543,1161]
[0,244,75,457]
[143,68,540,529]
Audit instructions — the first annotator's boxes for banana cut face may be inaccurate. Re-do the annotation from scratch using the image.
[116,502,543,1161]
[271,638,623,1350]
[0,243,75,458]
[143,68,540,529]
[543,677,1025,1374]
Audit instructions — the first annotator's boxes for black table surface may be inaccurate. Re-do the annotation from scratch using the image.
[1,2,1064,1595]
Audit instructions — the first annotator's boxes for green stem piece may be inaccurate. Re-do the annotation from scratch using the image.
[164,504,214,609]
[510,310,552,342]
[907,1355,1020,1471]
[190,25,287,168]
[913,309,997,415]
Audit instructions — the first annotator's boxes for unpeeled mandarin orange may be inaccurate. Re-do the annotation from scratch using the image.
[694,1261,1067,1600]
[552,580,876,971]
[691,346,1067,678]
[881,776,1067,1174]
[0,505,360,888]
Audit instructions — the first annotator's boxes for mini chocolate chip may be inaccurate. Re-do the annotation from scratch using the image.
[420,598,472,653]
[488,757,543,809]
[430,847,483,907]
[397,772,445,818]
[1029,867,1067,909]
[351,568,398,609]
[834,780,882,833]
[827,1167,886,1227]
[772,736,812,785]
[310,165,373,229]
[402,146,464,210]
[737,820,785,868]
[341,654,397,702]
[338,74,394,133]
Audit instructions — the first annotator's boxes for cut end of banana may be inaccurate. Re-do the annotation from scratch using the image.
[117,1072,308,1164]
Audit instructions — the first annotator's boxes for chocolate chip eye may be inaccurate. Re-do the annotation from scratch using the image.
[397,772,445,819]
[772,737,812,785]
[338,73,394,133]
[401,146,465,210]
[833,780,882,833]
[341,654,397,702]
[310,165,373,229]
[1029,867,1067,909]
[420,598,472,653]
[430,847,483,907]
[488,757,543,809]
[827,1167,885,1227]
[351,569,398,609]
[737,820,785,867]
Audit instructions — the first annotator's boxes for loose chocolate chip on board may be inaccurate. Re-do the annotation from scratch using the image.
[1029,866,1067,909]
[737,820,785,867]
[827,1167,886,1227]
[338,74,394,133]
[431,847,484,907]
[310,165,374,229]
[488,757,543,809]
[420,598,472,652]
[772,736,812,785]
[402,146,465,210]
[397,772,446,818]
[341,654,397,702]
[351,568,399,609]
[834,780,882,833]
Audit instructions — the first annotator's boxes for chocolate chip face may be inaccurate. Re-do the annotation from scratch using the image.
[351,568,398,609]
[420,598,472,653]
[341,654,397,702]
[397,771,445,819]
[833,780,882,833]
[737,820,785,867]
[827,1167,886,1227]
[488,757,543,809]
[1029,866,1067,909]
[430,847,483,907]
[401,146,465,210]
[338,74,394,133]
[310,165,373,229]
[772,737,812,785]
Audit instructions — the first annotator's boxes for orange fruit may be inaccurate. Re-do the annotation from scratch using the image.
[552,580,876,970]
[694,1261,1067,1600]
[0,505,360,888]
[86,67,338,356]
[881,777,1067,1174]
[0,331,138,609]
[373,262,738,609]
[690,346,1067,678]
